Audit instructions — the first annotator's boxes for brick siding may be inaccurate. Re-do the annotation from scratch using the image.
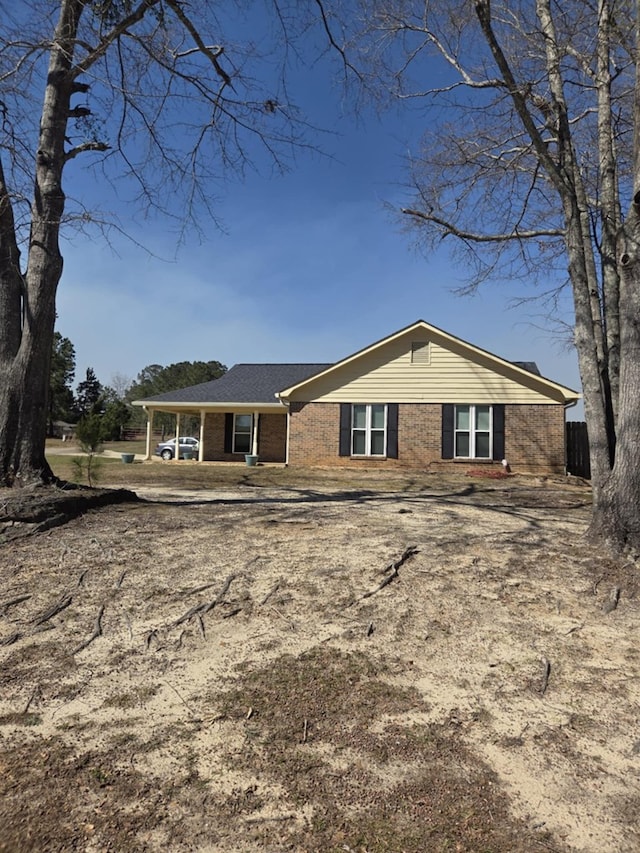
[288,402,566,474]
[202,412,287,462]
[504,404,566,474]
[256,413,288,462]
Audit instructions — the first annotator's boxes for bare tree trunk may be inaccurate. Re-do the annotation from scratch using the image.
[0,0,81,485]
[588,192,640,551]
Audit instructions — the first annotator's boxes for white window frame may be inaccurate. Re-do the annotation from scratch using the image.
[233,413,253,454]
[351,404,388,457]
[454,405,492,459]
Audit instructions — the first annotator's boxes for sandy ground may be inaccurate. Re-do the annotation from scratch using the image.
[1,474,639,852]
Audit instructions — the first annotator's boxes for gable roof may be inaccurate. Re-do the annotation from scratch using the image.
[133,363,331,407]
[276,319,580,403]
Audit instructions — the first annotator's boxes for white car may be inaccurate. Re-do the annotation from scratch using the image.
[154,436,199,460]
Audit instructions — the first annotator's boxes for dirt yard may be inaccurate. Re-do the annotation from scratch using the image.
[1,470,639,853]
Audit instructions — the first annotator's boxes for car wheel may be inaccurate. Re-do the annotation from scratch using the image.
[161,449,173,461]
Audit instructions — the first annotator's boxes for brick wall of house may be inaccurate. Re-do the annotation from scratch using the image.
[256,413,288,462]
[202,412,287,462]
[504,404,566,474]
[202,412,227,461]
[288,402,566,473]
[287,402,342,466]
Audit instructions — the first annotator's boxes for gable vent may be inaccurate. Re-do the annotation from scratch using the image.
[411,341,430,364]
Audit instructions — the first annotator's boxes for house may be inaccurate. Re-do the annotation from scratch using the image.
[132,320,580,473]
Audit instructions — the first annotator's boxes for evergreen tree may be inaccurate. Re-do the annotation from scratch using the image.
[48,331,76,433]
[75,368,103,419]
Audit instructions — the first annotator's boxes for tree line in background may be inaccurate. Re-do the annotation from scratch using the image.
[49,330,226,443]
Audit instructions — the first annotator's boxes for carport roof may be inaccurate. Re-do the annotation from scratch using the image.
[133,363,332,406]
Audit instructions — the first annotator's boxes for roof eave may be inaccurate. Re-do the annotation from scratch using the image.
[133,400,287,411]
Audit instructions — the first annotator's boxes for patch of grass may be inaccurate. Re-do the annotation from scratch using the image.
[208,646,568,853]
[102,684,160,710]
[46,455,472,493]
[0,712,42,726]
[215,647,410,740]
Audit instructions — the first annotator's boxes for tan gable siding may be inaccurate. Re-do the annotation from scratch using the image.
[286,331,567,405]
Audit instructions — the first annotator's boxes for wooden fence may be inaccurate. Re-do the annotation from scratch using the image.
[122,428,163,442]
[566,421,590,479]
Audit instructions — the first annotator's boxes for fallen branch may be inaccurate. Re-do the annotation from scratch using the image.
[172,574,239,626]
[0,594,31,615]
[23,686,39,714]
[115,570,127,590]
[196,612,206,639]
[72,604,105,654]
[540,657,551,697]
[172,601,208,627]
[32,594,72,626]
[180,580,219,597]
[346,546,418,607]
[171,575,238,628]
[204,573,238,611]
[222,607,242,619]
[260,582,280,606]
[1,631,21,646]
[244,814,296,825]
[163,679,202,722]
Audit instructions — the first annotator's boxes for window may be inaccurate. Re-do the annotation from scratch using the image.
[233,414,253,453]
[352,404,387,456]
[454,405,492,458]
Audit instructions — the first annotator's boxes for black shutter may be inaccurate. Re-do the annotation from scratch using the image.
[339,403,352,456]
[492,404,505,460]
[224,413,233,453]
[387,404,398,458]
[442,404,454,459]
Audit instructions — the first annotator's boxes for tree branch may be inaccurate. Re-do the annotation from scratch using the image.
[72,0,161,78]
[64,141,110,162]
[474,0,567,193]
[401,207,564,241]
[165,0,232,88]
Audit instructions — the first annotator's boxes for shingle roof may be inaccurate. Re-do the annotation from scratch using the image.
[136,363,332,405]
[512,361,541,375]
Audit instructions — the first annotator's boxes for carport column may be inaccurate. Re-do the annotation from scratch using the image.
[175,415,181,460]
[252,412,260,456]
[144,408,153,460]
[285,408,290,465]
[199,410,205,461]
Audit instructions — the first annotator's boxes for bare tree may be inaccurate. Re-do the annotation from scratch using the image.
[331,0,640,553]
[0,0,318,486]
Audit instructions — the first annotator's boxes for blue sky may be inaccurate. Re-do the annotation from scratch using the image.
[52,9,582,410]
